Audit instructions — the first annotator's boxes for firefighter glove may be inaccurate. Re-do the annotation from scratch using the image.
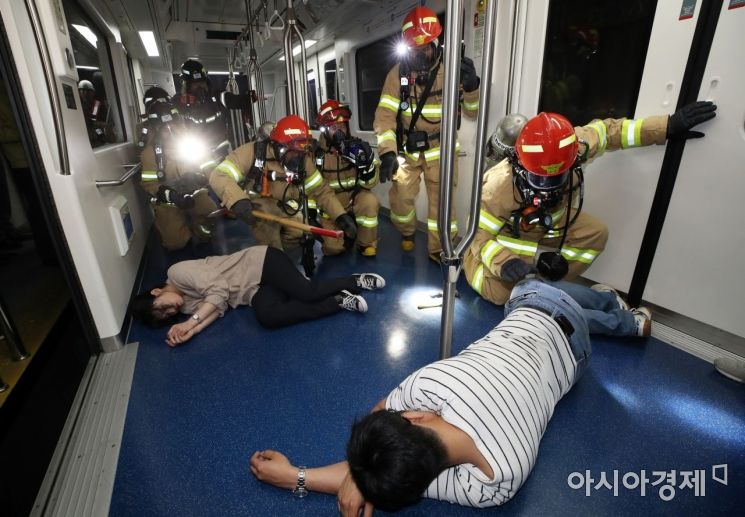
[501,258,537,283]
[379,151,399,183]
[335,213,358,240]
[667,100,717,139]
[460,57,480,93]
[231,199,256,225]
[537,251,569,281]
[156,185,195,209]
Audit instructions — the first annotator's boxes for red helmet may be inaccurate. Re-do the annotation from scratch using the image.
[270,115,314,150]
[402,7,442,48]
[316,100,352,127]
[515,112,579,190]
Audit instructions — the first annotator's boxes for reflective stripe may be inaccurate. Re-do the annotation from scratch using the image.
[427,219,458,233]
[199,159,217,171]
[478,209,503,235]
[401,104,441,118]
[307,199,318,209]
[141,171,159,181]
[560,245,600,264]
[356,215,378,228]
[495,235,538,256]
[216,160,244,182]
[559,134,577,148]
[304,170,323,192]
[198,225,212,235]
[587,120,607,156]
[470,264,485,294]
[377,129,396,145]
[545,229,562,239]
[378,94,400,112]
[551,208,566,226]
[480,239,503,265]
[405,142,460,162]
[391,208,416,224]
[402,21,414,31]
[521,144,543,153]
[463,99,479,111]
[329,177,359,190]
[621,118,643,149]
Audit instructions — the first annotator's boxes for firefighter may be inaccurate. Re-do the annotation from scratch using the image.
[464,101,717,305]
[374,6,480,261]
[138,88,218,250]
[209,114,356,253]
[78,79,110,147]
[315,100,379,257]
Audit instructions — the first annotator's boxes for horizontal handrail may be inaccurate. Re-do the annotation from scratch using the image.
[95,163,142,188]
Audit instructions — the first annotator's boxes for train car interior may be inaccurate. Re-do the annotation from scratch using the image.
[0,0,743,515]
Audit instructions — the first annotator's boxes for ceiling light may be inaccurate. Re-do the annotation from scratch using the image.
[72,24,97,48]
[278,39,317,61]
[138,31,159,57]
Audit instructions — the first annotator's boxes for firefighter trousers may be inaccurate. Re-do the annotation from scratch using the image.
[319,189,379,255]
[389,154,458,254]
[153,190,217,251]
[464,211,609,305]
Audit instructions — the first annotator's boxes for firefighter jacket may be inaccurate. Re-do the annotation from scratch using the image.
[468,115,669,282]
[315,139,378,194]
[374,62,480,163]
[209,141,346,221]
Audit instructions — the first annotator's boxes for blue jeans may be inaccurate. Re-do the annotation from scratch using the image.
[546,280,636,336]
[505,280,592,380]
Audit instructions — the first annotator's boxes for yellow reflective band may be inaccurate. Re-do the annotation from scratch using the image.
[402,21,414,32]
[422,16,438,24]
[621,119,643,149]
[307,199,318,209]
[546,230,562,238]
[391,208,416,224]
[551,208,566,225]
[304,170,323,192]
[559,134,577,148]
[560,246,599,264]
[401,104,441,117]
[378,94,400,112]
[377,130,396,145]
[521,144,543,153]
[199,159,217,171]
[478,209,503,235]
[463,99,479,111]
[141,171,159,181]
[356,216,378,228]
[217,160,244,182]
[406,142,460,162]
[480,239,503,265]
[588,120,607,155]
[496,235,538,256]
[427,219,458,233]
[471,264,484,294]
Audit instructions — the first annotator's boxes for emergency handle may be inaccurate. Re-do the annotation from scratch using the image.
[95,163,142,188]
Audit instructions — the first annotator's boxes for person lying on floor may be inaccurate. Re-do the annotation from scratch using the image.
[249,278,645,514]
[131,245,385,346]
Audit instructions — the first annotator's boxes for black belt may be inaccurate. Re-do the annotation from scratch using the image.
[522,305,575,337]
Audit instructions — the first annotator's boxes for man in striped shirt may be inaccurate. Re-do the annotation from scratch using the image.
[251,280,604,513]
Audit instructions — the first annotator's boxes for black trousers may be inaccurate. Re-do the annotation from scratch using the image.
[252,247,359,328]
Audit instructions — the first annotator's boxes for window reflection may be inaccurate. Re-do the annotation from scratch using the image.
[63,0,125,148]
[538,0,658,124]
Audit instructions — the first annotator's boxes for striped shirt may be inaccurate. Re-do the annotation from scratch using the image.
[385,308,578,507]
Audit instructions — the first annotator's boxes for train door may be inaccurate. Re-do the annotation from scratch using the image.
[506,0,744,345]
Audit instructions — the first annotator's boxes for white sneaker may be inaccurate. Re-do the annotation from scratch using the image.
[713,357,745,383]
[338,290,368,313]
[353,273,386,290]
[591,283,630,311]
[631,307,652,337]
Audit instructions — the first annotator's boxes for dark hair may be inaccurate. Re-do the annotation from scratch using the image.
[130,289,173,328]
[346,410,448,512]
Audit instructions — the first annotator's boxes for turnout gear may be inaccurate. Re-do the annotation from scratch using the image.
[464,114,670,305]
[316,100,352,148]
[666,100,717,139]
[155,185,197,210]
[231,198,256,225]
[500,258,536,283]
[378,151,398,183]
[460,57,480,93]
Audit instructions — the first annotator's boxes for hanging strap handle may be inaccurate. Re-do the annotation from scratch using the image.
[268,10,284,30]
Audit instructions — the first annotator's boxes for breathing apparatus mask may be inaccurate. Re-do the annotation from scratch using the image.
[404,42,441,85]
[272,138,317,184]
[339,137,375,181]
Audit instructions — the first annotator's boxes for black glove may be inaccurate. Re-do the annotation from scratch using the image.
[335,213,357,240]
[379,151,399,183]
[460,57,480,93]
[536,251,569,281]
[667,100,717,139]
[231,198,256,225]
[156,185,195,209]
[500,258,537,283]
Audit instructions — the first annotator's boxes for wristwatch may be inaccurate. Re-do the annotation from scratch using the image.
[191,313,200,322]
[292,466,308,498]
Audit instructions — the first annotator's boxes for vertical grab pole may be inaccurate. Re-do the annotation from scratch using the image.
[286,0,310,123]
[283,3,298,115]
[438,0,498,359]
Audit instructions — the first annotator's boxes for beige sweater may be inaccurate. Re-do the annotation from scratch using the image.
[166,246,269,315]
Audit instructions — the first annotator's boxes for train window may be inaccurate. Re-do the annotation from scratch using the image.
[307,70,319,129]
[62,0,126,148]
[324,59,337,101]
[354,34,400,131]
[538,0,658,124]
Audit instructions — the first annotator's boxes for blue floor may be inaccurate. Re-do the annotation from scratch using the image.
[112,217,745,516]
